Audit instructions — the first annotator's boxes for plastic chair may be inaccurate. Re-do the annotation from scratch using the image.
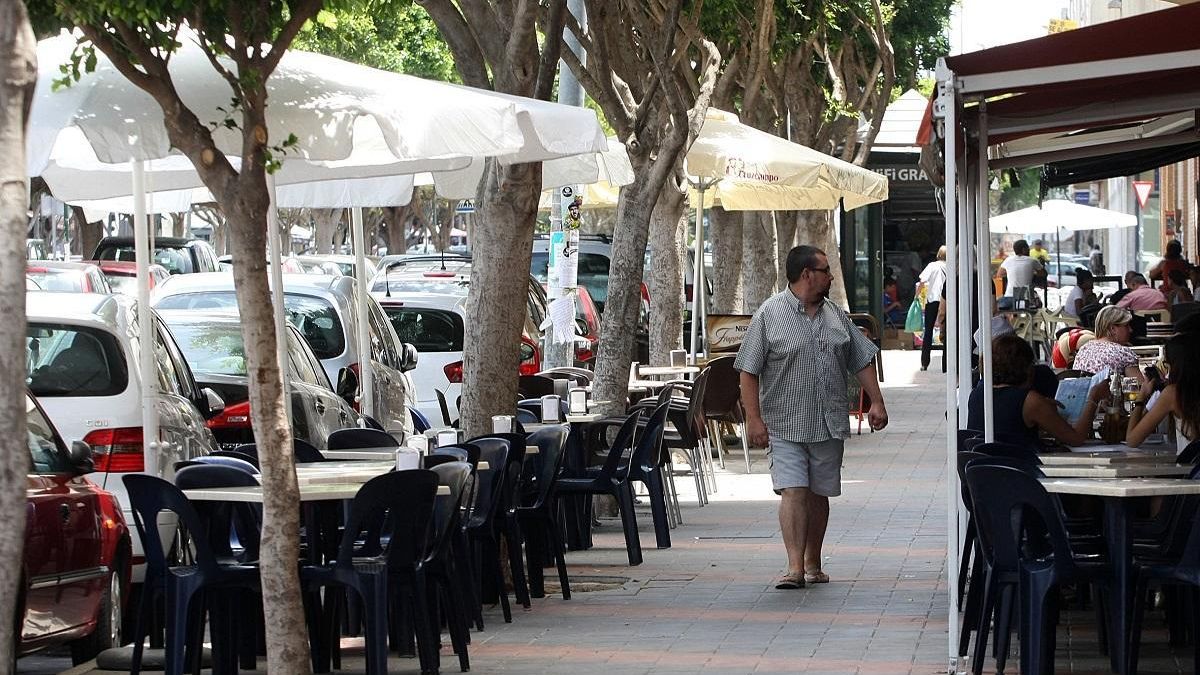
[482,433,533,611]
[327,427,399,450]
[701,355,752,473]
[423,462,474,673]
[518,424,572,599]
[207,449,260,469]
[122,475,260,675]
[556,410,645,565]
[628,402,675,549]
[304,470,440,675]
[232,439,325,463]
[410,406,432,434]
[435,388,454,427]
[193,455,259,475]
[536,367,593,386]
[518,374,556,399]
[964,464,1112,675]
[462,436,512,626]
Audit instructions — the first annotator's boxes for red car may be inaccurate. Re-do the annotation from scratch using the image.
[19,391,130,665]
[25,261,112,294]
[91,260,171,297]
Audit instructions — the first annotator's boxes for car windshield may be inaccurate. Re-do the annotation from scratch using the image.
[529,251,610,309]
[27,395,70,474]
[155,291,346,359]
[26,268,87,292]
[25,323,129,397]
[97,244,194,274]
[165,322,249,377]
[383,307,464,352]
[105,274,138,296]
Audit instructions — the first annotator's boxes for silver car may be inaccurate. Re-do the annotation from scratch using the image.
[151,273,416,436]
[25,292,221,581]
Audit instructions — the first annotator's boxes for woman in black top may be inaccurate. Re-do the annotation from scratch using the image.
[968,334,1108,449]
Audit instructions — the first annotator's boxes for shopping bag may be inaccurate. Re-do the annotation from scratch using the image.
[904,300,924,332]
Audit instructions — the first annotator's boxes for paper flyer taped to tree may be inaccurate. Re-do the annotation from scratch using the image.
[548,296,576,344]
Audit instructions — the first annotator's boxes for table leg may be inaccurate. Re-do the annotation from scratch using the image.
[1102,498,1134,674]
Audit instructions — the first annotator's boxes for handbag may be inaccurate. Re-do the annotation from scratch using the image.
[904,300,924,332]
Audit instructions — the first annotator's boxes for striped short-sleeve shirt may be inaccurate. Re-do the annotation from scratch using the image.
[734,290,878,443]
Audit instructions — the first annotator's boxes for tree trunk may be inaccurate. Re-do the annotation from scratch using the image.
[709,207,743,314]
[459,160,540,438]
[775,210,799,290]
[592,178,658,416]
[796,210,847,307]
[0,4,34,672]
[72,205,103,260]
[646,184,686,366]
[312,208,342,255]
[740,211,778,312]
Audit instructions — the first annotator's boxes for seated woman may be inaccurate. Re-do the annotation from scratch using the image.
[967,334,1108,452]
[1126,332,1200,450]
[882,278,905,327]
[1164,268,1193,305]
[1062,269,1097,319]
[1070,305,1141,378]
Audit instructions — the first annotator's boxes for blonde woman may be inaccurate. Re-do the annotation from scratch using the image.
[1071,306,1140,377]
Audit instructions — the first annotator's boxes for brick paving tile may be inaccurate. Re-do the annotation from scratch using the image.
[54,350,1200,675]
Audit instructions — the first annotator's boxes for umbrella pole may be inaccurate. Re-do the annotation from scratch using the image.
[132,161,159,474]
[352,206,374,423]
[689,182,706,364]
[266,174,291,423]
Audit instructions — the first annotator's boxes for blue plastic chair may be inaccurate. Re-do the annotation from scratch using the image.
[303,469,439,675]
[463,435,512,625]
[327,427,398,450]
[123,474,259,675]
[206,449,260,469]
[193,455,259,475]
[409,406,432,434]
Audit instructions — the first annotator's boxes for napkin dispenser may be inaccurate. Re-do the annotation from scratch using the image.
[568,389,588,414]
[492,415,514,434]
[541,395,561,422]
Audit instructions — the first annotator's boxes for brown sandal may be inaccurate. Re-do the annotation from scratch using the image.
[804,570,830,584]
[775,572,805,589]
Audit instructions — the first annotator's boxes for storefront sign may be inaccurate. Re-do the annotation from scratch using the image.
[706,314,753,353]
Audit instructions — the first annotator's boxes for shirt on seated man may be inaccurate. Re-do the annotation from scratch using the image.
[1116,272,1168,311]
[997,239,1045,297]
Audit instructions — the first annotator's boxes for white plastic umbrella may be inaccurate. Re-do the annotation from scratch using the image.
[989,199,1136,233]
[683,108,890,358]
[29,29,610,455]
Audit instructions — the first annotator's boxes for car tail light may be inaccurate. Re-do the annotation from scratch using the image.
[444,361,463,384]
[423,271,455,278]
[206,401,251,430]
[575,346,594,362]
[84,427,145,473]
[519,336,541,376]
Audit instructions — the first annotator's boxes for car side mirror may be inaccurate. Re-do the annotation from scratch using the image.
[199,387,225,419]
[574,318,590,336]
[68,440,94,475]
[336,367,360,404]
[401,343,419,372]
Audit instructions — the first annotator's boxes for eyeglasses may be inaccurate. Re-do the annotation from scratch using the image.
[807,266,832,276]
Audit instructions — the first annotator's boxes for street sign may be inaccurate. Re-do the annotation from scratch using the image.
[1132,181,1153,209]
[1073,188,1091,205]
[455,199,475,214]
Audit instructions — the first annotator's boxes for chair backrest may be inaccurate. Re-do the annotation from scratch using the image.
[327,427,399,450]
[701,356,742,421]
[515,408,540,425]
[294,438,326,463]
[974,440,1041,463]
[686,369,712,440]
[337,469,439,571]
[194,455,259,474]
[174,464,263,560]
[463,436,511,529]
[537,367,593,385]
[362,415,387,431]
[428,461,473,562]
[423,453,462,469]
[207,449,260,469]
[523,424,569,509]
[472,433,528,520]
[410,406,432,434]
[589,410,643,481]
[1178,438,1200,465]
[956,430,982,454]
[435,388,453,426]
[964,464,1075,575]
[429,443,480,465]
[518,375,556,399]
[122,474,223,577]
[964,454,1044,477]
[632,402,672,475]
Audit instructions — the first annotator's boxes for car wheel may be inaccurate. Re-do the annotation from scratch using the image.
[69,563,124,665]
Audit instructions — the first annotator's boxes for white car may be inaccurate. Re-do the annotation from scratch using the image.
[25,292,221,581]
[152,273,417,436]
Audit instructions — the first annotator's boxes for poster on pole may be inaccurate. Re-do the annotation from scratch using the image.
[561,186,583,230]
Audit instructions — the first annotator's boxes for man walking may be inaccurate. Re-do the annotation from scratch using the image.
[735,245,888,590]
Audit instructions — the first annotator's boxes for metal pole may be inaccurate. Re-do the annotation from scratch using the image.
[352,206,375,420]
[266,173,291,422]
[689,182,707,363]
[937,73,961,675]
[132,161,159,475]
[977,101,994,444]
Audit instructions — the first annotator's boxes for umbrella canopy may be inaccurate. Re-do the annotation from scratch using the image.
[989,199,1136,234]
[685,109,889,211]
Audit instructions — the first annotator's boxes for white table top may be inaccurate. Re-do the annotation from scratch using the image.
[1038,445,1176,465]
[637,365,700,377]
[565,413,602,423]
[1040,464,1192,479]
[1039,477,1200,498]
[322,449,397,461]
[185,483,451,502]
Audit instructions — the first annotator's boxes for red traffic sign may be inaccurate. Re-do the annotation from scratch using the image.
[1132,180,1153,209]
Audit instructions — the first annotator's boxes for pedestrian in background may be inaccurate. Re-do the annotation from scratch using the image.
[1030,239,1051,265]
[736,245,888,591]
[1149,240,1190,286]
[916,246,947,372]
[997,239,1046,299]
[1089,239,1106,275]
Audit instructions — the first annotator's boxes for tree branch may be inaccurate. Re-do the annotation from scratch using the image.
[417,0,493,88]
[533,0,567,100]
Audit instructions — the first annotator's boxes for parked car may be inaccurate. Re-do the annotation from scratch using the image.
[26,292,221,582]
[159,310,365,450]
[26,261,112,294]
[19,390,131,665]
[92,236,220,275]
[370,254,547,422]
[295,257,345,277]
[297,254,377,279]
[151,273,416,435]
[92,260,171,297]
[25,277,42,291]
